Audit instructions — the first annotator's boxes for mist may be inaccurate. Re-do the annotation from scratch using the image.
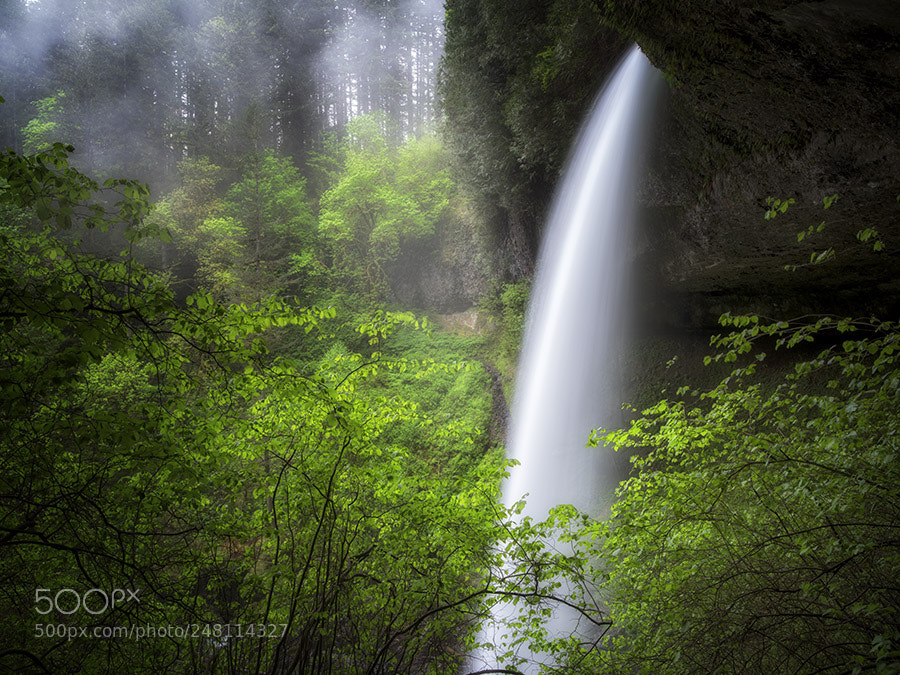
[0,0,445,192]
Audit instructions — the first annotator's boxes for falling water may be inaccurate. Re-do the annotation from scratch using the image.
[466,45,661,673]
[505,46,660,518]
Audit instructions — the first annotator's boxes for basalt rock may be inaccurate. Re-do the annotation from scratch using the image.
[386,204,499,313]
[606,0,900,327]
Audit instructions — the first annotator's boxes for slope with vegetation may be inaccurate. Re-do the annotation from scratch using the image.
[0,104,509,672]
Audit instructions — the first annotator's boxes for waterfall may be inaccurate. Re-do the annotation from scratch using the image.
[506,45,660,520]
[466,45,661,674]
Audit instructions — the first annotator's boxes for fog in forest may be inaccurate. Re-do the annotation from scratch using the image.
[1,0,445,191]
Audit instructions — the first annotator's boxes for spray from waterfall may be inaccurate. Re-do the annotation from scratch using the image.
[466,45,661,673]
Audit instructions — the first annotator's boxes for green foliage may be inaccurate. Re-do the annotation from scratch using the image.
[318,115,455,295]
[584,315,900,673]
[159,151,318,302]
[763,194,795,220]
[772,193,891,271]
[0,144,503,674]
[480,279,531,371]
[0,143,155,237]
[22,91,70,155]
[157,156,225,237]
[223,150,318,300]
[373,325,494,477]
[193,214,248,293]
[857,226,885,252]
[499,280,531,358]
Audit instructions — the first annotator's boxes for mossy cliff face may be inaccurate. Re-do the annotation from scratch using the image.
[609,0,900,326]
[441,0,900,327]
[440,0,628,282]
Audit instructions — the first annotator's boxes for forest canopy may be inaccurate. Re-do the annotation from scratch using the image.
[0,0,446,185]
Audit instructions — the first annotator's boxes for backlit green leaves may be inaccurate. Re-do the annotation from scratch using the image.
[318,115,455,294]
[857,226,885,252]
[1,144,153,237]
[586,314,900,674]
[764,195,795,220]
